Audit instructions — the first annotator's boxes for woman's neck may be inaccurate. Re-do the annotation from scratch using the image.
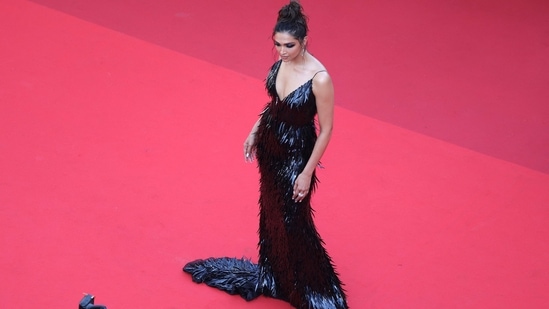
[284,52,309,69]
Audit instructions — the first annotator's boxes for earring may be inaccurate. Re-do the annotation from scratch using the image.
[301,47,305,57]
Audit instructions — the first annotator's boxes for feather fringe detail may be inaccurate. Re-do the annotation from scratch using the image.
[182,257,261,301]
[183,257,349,308]
[305,286,349,309]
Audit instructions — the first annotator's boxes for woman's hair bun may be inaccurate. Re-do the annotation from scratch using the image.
[274,0,309,40]
[277,0,304,23]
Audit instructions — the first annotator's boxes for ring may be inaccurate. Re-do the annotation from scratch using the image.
[298,193,304,197]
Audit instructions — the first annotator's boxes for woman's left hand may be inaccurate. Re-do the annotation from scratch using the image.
[293,173,311,202]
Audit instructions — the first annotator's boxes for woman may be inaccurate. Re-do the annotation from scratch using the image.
[183,1,348,308]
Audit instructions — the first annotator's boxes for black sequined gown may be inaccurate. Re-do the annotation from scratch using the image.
[183,60,348,309]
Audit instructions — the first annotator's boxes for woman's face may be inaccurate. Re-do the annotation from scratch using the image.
[273,32,304,62]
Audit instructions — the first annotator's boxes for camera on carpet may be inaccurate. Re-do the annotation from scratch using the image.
[79,294,107,309]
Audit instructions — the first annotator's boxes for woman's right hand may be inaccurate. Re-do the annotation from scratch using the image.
[243,132,256,162]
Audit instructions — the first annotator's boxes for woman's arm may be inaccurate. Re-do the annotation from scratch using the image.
[293,72,334,201]
[244,118,261,162]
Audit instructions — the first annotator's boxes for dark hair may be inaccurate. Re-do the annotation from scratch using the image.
[273,0,309,42]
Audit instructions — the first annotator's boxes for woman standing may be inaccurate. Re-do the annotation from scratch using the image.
[184,1,348,308]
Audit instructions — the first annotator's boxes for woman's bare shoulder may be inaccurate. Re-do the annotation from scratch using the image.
[307,55,328,73]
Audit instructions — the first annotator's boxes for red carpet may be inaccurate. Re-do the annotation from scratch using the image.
[1,0,548,308]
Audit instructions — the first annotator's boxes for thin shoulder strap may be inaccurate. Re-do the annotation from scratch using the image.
[311,70,327,80]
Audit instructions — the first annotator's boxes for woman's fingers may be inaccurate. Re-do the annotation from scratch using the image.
[245,152,254,162]
[243,143,251,161]
[292,174,311,202]
[292,187,309,202]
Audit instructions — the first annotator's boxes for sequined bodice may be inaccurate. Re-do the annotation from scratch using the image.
[263,60,318,127]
